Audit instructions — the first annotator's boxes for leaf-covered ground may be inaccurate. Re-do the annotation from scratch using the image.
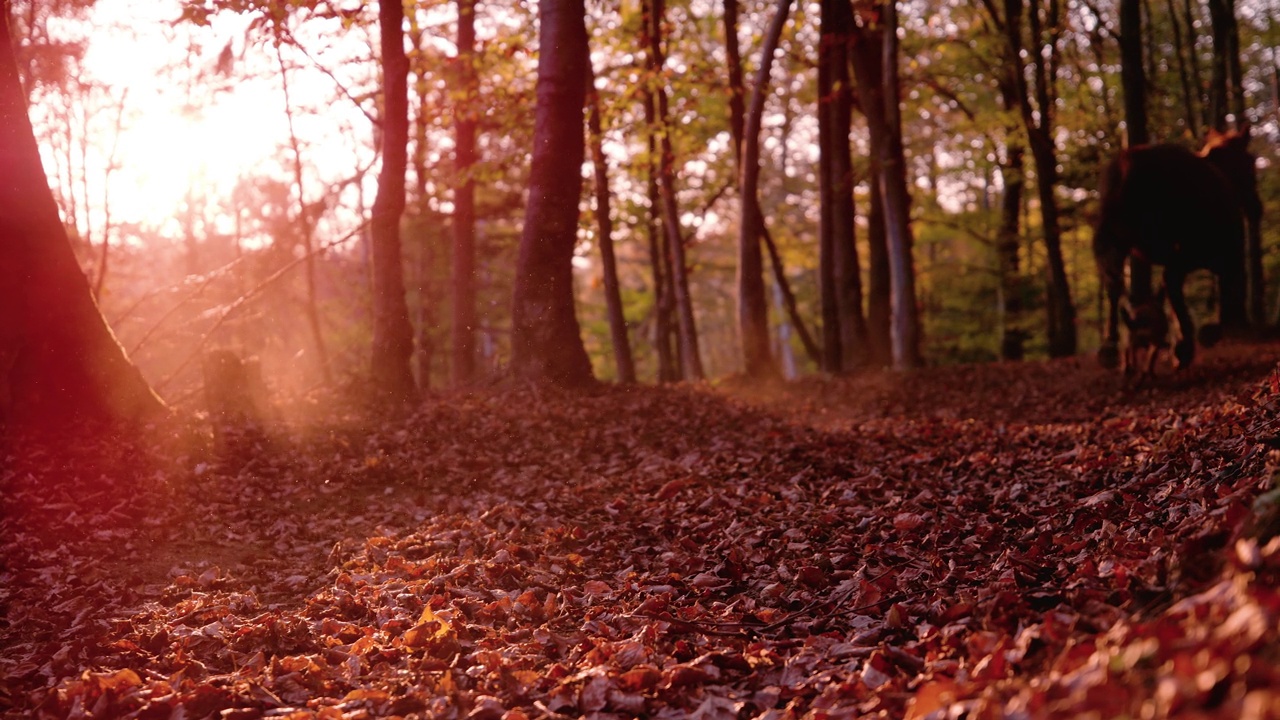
[6,344,1280,719]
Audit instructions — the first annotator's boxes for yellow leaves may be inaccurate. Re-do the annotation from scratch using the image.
[403,605,452,646]
[85,668,143,692]
[904,678,961,720]
[401,605,460,660]
[343,687,390,703]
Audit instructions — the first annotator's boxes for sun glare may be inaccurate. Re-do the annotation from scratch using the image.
[74,1,275,228]
[38,0,367,235]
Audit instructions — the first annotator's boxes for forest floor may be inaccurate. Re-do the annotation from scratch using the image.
[5,343,1280,719]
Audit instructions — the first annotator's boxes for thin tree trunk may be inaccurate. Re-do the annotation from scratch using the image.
[1206,0,1231,130]
[819,0,866,373]
[409,16,437,388]
[866,160,891,365]
[850,14,891,367]
[642,89,677,381]
[723,0,746,163]
[510,0,594,385]
[1119,0,1152,304]
[736,0,790,379]
[275,38,332,384]
[370,0,418,399]
[759,226,821,365]
[877,0,921,369]
[1181,0,1208,131]
[644,0,703,380]
[0,8,164,427]
[997,76,1026,361]
[724,0,820,369]
[586,61,636,383]
[1002,0,1076,358]
[452,0,478,386]
[1225,0,1244,124]
[94,87,128,300]
[1165,0,1199,137]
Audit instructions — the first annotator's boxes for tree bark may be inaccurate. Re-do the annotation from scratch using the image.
[819,0,867,373]
[408,11,438,388]
[1002,0,1076,358]
[510,0,594,386]
[1164,0,1198,137]
[1119,0,1152,304]
[849,10,891,367]
[736,0,790,379]
[876,0,921,369]
[586,61,636,384]
[370,0,418,400]
[1181,0,1208,132]
[996,76,1026,361]
[643,0,704,381]
[724,0,820,370]
[0,7,164,428]
[452,0,478,386]
[642,88,677,382]
[1206,0,1231,131]
[865,165,891,365]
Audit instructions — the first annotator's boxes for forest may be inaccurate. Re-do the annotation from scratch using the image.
[4,0,1280,717]
[0,0,1276,396]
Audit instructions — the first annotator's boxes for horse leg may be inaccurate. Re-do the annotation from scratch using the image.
[1098,259,1124,369]
[1218,258,1248,334]
[1166,271,1196,368]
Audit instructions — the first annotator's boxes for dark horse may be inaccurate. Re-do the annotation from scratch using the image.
[1094,129,1261,370]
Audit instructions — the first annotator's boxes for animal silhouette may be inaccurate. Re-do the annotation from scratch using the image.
[1094,129,1260,370]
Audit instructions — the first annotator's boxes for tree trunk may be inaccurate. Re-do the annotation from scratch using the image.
[1119,0,1152,304]
[274,37,332,385]
[819,0,866,373]
[370,0,418,400]
[849,17,891,367]
[996,75,1026,361]
[866,164,891,366]
[724,0,820,370]
[876,0,921,369]
[510,0,594,386]
[643,0,704,381]
[1205,0,1258,324]
[452,0,478,386]
[408,13,438,388]
[642,89,677,382]
[586,61,637,384]
[1165,0,1199,137]
[736,0,790,379]
[1206,0,1231,131]
[1181,0,1208,132]
[723,0,746,165]
[0,8,164,428]
[1003,0,1076,358]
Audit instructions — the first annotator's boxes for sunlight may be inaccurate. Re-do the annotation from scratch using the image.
[45,0,364,231]
[78,1,283,227]
[114,99,285,225]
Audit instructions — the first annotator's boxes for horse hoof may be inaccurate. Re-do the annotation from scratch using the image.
[1098,344,1120,370]
[1175,339,1196,368]
[1198,323,1223,347]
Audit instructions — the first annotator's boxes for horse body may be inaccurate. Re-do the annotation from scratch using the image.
[1095,130,1257,369]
